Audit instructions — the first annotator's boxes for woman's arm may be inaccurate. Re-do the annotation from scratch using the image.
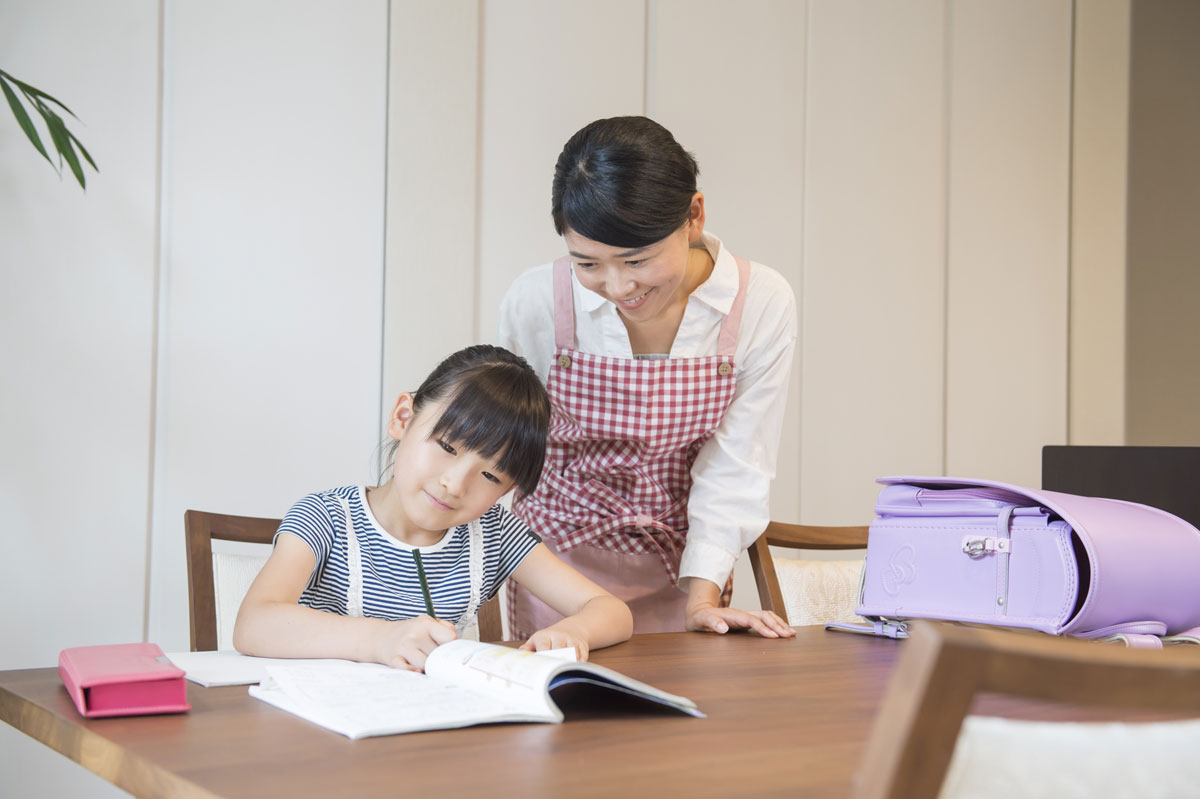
[680,263,798,637]
[233,533,456,670]
[509,543,633,660]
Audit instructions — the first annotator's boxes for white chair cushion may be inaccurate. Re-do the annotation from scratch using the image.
[774,557,864,626]
[213,552,270,651]
[939,715,1200,799]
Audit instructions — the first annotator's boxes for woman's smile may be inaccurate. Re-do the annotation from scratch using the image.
[616,288,653,309]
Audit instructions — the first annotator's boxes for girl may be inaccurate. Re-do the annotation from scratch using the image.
[499,116,797,639]
[234,345,633,670]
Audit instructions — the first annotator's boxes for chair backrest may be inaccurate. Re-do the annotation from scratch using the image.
[854,620,1200,799]
[184,509,505,651]
[747,521,869,625]
[185,510,280,651]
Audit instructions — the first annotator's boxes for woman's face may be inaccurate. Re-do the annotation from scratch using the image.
[565,205,708,325]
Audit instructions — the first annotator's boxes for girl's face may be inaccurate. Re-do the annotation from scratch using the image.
[382,394,515,540]
[565,193,707,325]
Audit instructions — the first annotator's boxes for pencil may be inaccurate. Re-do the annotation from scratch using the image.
[412,550,437,619]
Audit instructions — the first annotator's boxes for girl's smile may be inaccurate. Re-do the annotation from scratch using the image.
[423,491,453,511]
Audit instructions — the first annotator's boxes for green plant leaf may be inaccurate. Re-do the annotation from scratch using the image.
[2,69,95,189]
[67,129,98,172]
[0,73,55,168]
[8,73,79,119]
[41,105,86,189]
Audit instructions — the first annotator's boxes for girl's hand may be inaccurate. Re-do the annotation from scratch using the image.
[374,615,458,671]
[686,603,795,638]
[519,625,590,661]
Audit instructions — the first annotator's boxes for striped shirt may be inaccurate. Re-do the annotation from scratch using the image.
[277,485,539,624]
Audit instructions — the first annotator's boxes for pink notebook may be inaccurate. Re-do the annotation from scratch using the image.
[58,642,191,718]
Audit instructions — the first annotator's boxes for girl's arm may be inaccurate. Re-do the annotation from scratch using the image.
[233,533,456,671]
[510,543,633,660]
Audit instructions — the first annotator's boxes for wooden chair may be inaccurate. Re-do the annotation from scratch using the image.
[185,509,504,652]
[185,510,281,651]
[747,521,869,625]
[854,620,1200,799]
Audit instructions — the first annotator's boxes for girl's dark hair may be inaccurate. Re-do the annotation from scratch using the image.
[402,345,550,496]
[551,116,700,248]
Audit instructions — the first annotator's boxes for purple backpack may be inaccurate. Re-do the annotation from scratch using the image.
[830,476,1200,649]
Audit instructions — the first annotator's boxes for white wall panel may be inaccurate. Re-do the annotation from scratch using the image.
[649,0,808,608]
[385,1,481,401]
[0,0,158,667]
[801,0,948,523]
[147,0,389,650]
[477,0,646,344]
[649,0,807,523]
[0,1,156,794]
[945,0,1072,484]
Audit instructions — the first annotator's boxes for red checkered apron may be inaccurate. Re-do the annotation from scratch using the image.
[508,254,750,636]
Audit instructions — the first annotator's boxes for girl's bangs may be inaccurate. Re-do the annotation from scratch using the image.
[429,379,546,492]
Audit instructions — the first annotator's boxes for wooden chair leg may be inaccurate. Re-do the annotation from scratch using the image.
[747,535,789,623]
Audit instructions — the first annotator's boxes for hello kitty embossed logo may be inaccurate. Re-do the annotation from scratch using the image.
[881,545,917,596]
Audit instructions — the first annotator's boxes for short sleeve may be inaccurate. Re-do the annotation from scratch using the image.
[275,493,337,571]
[483,504,541,600]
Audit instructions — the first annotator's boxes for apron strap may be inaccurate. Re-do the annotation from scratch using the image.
[339,497,365,618]
[552,257,575,350]
[716,256,751,358]
[456,520,486,638]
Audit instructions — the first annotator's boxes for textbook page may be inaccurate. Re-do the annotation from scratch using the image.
[250,660,554,739]
[427,640,703,718]
[248,642,703,738]
[424,640,572,720]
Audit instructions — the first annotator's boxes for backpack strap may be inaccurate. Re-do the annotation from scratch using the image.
[1163,626,1200,646]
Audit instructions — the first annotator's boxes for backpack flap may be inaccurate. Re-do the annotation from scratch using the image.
[1038,489,1200,637]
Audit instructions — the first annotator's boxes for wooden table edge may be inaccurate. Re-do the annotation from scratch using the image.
[0,679,222,799]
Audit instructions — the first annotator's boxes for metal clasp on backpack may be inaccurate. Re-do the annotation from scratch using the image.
[962,536,1011,558]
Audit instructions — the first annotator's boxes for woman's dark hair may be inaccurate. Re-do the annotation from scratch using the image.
[551,116,699,248]
[398,345,550,496]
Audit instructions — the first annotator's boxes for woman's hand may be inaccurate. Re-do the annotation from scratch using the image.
[520,622,591,661]
[685,578,795,638]
[686,604,795,638]
[373,615,458,671]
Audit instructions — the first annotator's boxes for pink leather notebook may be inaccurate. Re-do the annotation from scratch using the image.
[58,642,191,718]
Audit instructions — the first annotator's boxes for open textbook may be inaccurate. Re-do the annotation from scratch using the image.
[248,639,704,739]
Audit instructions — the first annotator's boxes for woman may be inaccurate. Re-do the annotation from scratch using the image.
[499,116,796,638]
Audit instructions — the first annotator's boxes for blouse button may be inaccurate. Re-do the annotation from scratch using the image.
[717,362,732,376]
[557,355,572,369]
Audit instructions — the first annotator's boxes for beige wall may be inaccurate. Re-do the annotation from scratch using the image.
[1070,0,1130,447]
[1125,0,1200,445]
[1069,0,1200,449]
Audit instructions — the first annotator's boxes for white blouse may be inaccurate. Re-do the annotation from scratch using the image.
[497,232,798,591]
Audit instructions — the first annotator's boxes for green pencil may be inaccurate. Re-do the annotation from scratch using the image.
[412,550,437,619]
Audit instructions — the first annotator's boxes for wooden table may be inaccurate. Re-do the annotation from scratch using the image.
[0,627,1179,798]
